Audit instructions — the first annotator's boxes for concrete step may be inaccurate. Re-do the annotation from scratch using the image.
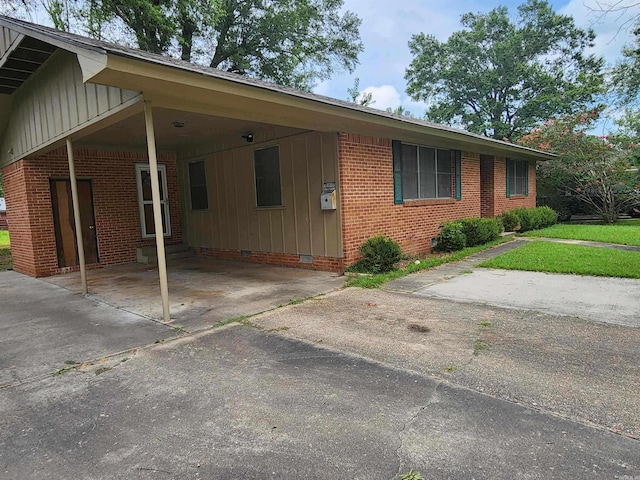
[137,244,193,265]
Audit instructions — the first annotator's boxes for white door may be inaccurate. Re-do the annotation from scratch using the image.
[135,163,171,238]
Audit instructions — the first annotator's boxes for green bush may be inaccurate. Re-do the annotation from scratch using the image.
[435,222,466,252]
[513,207,541,232]
[501,210,521,232]
[358,234,402,273]
[459,217,503,246]
[537,205,559,228]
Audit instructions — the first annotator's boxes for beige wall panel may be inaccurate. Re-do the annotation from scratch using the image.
[224,151,240,248]
[257,210,272,251]
[279,141,298,254]
[180,131,342,258]
[306,133,327,256]
[290,136,312,255]
[1,51,141,165]
[321,132,341,257]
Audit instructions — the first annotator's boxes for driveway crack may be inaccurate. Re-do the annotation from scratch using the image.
[391,380,442,480]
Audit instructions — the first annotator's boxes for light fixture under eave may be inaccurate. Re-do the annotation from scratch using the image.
[242,133,254,143]
[173,120,186,128]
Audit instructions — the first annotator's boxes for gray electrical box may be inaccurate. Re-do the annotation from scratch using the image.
[321,182,337,210]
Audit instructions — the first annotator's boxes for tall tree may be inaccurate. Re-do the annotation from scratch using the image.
[612,23,640,104]
[405,0,604,140]
[517,110,638,222]
[35,0,362,90]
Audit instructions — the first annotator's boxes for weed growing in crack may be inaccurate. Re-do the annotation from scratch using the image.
[400,470,425,480]
[478,321,492,327]
[473,340,490,355]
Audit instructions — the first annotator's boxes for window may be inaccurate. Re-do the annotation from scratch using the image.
[254,146,282,207]
[400,144,453,200]
[188,160,208,210]
[135,163,171,238]
[507,159,529,197]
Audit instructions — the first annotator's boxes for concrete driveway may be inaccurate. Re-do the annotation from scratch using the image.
[2,323,639,479]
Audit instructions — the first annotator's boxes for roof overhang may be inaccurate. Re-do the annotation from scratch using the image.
[0,14,555,164]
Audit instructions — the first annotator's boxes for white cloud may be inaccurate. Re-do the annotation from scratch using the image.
[360,85,402,110]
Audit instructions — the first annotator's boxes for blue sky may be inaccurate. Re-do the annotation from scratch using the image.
[315,0,640,117]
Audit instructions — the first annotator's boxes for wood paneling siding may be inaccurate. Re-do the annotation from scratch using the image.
[0,25,22,58]
[180,131,343,259]
[0,50,141,165]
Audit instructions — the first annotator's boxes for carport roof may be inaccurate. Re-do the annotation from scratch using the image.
[0,15,555,162]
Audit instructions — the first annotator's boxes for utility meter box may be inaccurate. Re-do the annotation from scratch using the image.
[321,182,337,210]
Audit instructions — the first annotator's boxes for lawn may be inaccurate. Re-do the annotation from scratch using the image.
[522,220,640,246]
[479,241,640,279]
[0,231,11,271]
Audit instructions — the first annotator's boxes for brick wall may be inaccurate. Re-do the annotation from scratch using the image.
[480,155,495,218]
[338,133,482,266]
[0,211,7,230]
[194,248,343,272]
[491,157,537,215]
[2,147,181,277]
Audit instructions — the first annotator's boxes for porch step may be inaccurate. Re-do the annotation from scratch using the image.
[136,244,193,265]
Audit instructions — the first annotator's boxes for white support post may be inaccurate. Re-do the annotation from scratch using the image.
[143,100,171,323]
[66,138,88,295]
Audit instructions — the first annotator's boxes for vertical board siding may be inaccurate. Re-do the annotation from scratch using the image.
[0,27,22,58]
[180,131,342,258]
[1,51,140,164]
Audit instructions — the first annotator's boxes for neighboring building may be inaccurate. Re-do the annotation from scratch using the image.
[0,16,551,278]
[0,197,6,230]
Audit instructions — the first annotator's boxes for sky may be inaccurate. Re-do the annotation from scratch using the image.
[315,0,640,117]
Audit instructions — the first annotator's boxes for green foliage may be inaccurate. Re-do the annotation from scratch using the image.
[346,238,509,288]
[9,0,363,90]
[537,205,559,228]
[400,470,425,480]
[405,0,604,140]
[459,217,502,247]
[479,241,640,279]
[435,221,466,252]
[501,210,521,232]
[522,220,640,246]
[347,77,374,106]
[358,235,402,274]
[611,23,640,104]
[517,110,638,223]
[512,208,541,232]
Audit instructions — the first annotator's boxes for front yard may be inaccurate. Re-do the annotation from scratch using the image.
[522,219,640,246]
[478,220,640,278]
[480,241,640,278]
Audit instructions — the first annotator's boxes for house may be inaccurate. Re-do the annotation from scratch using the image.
[0,16,552,319]
[0,197,6,230]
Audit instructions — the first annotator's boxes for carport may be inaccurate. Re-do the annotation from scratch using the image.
[45,255,344,331]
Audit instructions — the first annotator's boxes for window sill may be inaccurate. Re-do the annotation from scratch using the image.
[508,195,528,199]
[403,198,456,207]
[254,205,286,211]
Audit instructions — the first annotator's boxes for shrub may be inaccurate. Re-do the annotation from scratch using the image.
[513,207,541,232]
[435,221,466,252]
[537,205,559,228]
[459,217,502,246]
[358,234,402,273]
[501,210,520,232]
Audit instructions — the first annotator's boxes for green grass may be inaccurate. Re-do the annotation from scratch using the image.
[0,233,10,271]
[346,238,511,289]
[479,241,640,279]
[521,220,640,246]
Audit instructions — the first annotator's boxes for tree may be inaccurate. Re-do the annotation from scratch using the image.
[405,0,604,140]
[517,110,638,222]
[612,23,640,104]
[386,106,414,117]
[346,77,374,107]
[11,0,363,90]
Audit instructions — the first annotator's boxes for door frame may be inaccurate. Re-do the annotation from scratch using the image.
[135,163,171,239]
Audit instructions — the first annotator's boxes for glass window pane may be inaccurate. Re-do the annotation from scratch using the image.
[437,150,451,174]
[438,173,452,198]
[418,171,435,198]
[419,147,435,173]
[402,145,418,199]
[189,161,208,210]
[141,171,152,201]
[254,146,282,207]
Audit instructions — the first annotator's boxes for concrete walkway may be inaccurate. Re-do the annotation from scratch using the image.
[385,238,640,327]
[522,236,640,252]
